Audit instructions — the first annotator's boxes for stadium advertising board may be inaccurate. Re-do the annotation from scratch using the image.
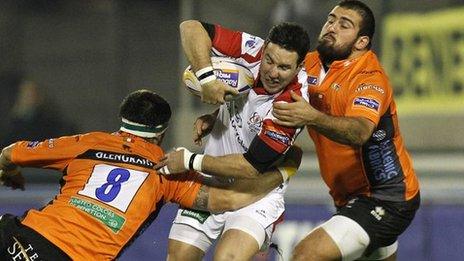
[382,8,464,114]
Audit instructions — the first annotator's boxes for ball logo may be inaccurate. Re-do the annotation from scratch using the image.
[214,69,239,87]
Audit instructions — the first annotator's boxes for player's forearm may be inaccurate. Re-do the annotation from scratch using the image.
[310,113,374,146]
[200,146,303,213]
[206,170,283,213]
[202,154,261,179]
[179,20,213,72]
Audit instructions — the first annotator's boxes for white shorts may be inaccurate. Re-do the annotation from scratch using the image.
[319,215,397,261]
[169,188,285,252]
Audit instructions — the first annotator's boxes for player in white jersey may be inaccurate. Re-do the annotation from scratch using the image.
[157,21,310,260]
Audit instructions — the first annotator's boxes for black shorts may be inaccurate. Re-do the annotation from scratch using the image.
[0,214,71,261]
[336,192,420,255]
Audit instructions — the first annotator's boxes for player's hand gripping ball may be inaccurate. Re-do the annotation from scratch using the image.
[183,57,254,98]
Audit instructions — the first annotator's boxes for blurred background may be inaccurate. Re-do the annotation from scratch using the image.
[0,0,463,260]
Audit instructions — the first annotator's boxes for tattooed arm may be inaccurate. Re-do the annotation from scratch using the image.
[191,145,302,213]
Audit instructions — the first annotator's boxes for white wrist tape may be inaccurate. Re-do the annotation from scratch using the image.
[176,147,204,172]
[199,75,217,86]
[190,154,204,172]
[195,66,214,78]
[195,66,217,86]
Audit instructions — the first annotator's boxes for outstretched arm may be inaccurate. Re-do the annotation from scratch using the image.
[180,20,238,104]
[156,149,262,179]
[191,146,302,213]
[0,144,25,190]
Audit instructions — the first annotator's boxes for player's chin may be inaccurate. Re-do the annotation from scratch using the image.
[263,84,284,94]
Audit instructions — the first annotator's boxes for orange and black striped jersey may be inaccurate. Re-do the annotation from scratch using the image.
[304,50,419,207]
[11,132,201,260]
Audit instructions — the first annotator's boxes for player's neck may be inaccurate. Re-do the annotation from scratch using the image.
[347,49,368,61]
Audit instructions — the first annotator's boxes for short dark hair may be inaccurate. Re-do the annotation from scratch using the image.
[119,89,171,127]
[266,22,310,65]
[338,0,375,49]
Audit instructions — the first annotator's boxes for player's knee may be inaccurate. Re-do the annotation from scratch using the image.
[291,242,307,260]
[167,239,204,261]
[214,249,242,261]
[291,227,341,261]
[214,246,257,261]
[291,237,318,261]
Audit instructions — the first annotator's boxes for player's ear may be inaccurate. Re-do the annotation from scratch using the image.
[354,35,370,50]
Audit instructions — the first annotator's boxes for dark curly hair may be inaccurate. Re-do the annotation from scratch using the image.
[119,89,171,127]
[266,22,310,65]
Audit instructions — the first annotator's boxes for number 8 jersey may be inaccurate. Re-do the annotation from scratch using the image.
[11,132,202,260]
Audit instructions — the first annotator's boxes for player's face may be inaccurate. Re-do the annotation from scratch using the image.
[317,6,363,63]
[259,42,301,94]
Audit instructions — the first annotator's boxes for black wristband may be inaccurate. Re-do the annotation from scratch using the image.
[188,153,197,170]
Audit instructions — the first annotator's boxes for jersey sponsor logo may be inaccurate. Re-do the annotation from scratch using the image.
[372,129,387,141]
[247,112,263,134]
[69,197,126,233]
[359,70,382,75]
[226,102,248,151]
[353,97,380,111]
[47,139,55,148]
[307,75,318,85]
[215,69,239,88]
[241,32,263,56]
[77,149,155,168]
[370,206,385,221]
[355,83,385,94]
[365,139,401,182]
[264,130,290,145]
[26,141,40,148]
[180,209,210,224]
[245,38,257,48]
[331,83,341,91]
[7,237,40,260]
[254,209,267,219]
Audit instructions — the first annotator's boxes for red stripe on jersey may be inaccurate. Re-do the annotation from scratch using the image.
[213,24,243,58]
[212,25,263,63]
[241,51,263,64]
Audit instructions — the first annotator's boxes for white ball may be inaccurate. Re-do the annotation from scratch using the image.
[182,57,254,97]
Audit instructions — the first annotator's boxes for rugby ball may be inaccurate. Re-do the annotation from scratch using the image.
[183,57,254,97]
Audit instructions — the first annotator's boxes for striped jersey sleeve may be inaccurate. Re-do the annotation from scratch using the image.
[212,24,264,63]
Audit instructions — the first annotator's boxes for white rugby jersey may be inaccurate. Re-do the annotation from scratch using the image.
[204,24,309,170]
